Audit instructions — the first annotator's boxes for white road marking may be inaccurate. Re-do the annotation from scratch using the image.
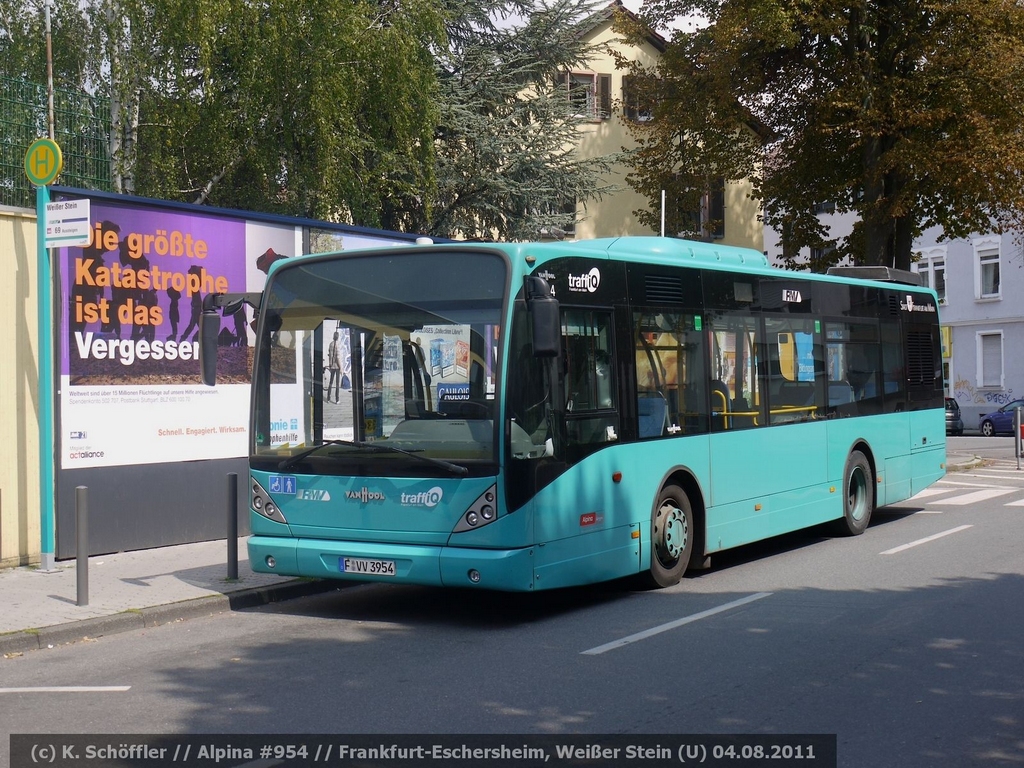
[928,489,1016,505]
[1006,498,1024,507]
[911,488,953,499]
[0,692,132,696]
[581,592,772,655]
[938,480,1012,489]
[880,525,973,555]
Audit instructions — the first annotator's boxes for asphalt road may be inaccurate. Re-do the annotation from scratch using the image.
[3,438,1023,768]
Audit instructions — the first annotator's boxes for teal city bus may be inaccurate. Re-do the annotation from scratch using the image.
[200,236,945,591]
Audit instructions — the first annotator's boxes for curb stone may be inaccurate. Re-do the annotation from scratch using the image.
[0,579,339,656]
[947,456,986,472]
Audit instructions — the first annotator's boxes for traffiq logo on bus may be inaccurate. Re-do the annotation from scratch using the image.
[401,487,444,508]
[568,268,601,293]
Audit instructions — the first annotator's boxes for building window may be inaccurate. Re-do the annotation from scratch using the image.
[812,201,836,214]
[676,178,725,240]
[977,331,1003,389]
[914,248,946,303]
[536,199,577,239]
[622,75,654,122]
[562,72,611,121]
[974,241,1001,299]
[811,244,837,263]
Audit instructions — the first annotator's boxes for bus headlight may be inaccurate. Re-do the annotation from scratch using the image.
[252,478,288,523]
[452,484,499,533]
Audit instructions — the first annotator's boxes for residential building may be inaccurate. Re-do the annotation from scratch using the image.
[914,228,1024,431]
[568,3,763,252]
[765,216,1024,431]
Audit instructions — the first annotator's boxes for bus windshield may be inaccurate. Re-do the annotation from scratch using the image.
[250,249,507,476]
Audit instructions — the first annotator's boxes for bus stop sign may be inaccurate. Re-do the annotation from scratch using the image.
[24,138,63,187]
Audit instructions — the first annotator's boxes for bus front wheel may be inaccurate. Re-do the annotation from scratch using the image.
[647,485,694,588]
[833,450,874,536]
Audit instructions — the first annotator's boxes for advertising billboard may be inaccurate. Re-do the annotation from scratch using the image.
[57,197,406,469]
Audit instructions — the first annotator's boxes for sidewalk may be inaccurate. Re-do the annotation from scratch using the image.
[1,449,984,656]
[0,538,336,656]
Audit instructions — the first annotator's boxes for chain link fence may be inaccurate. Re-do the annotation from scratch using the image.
[0,76,112,208]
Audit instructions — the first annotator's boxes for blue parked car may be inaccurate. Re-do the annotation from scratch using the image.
[979,399,1024,437]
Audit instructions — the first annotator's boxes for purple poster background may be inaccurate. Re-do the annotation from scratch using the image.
[59,200,247,383]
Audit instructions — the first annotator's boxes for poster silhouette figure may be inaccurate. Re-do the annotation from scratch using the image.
[103,238,136,338]
[178,265,205,343]
[166,286,181,341]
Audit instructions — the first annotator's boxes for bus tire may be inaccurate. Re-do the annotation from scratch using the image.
[833,450,874,536]
[646,485,694,588]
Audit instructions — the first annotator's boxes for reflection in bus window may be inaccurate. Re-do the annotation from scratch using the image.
[825,322,883,417]
[709,313,764,430]
[562,310,618,459]
[634,313,708,436]
[765,317,824,425]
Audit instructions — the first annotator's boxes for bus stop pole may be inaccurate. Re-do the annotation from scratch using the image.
[36,183,57,572]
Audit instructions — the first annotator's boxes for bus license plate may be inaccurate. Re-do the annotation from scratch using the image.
[340,557,396,576]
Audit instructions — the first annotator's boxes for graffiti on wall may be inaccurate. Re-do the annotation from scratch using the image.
[954,376,1016,406]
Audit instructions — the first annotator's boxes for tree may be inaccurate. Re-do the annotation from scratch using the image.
[423,0,621,241]
[3,0,618,237]
[131,0,446,224]
[1,0,446,221]
[618,0,1024,270]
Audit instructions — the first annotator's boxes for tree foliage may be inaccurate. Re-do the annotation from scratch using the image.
[619,0,1024,270]
[3,0,619,239]
[423,0,620,241]
[2,0,446,225]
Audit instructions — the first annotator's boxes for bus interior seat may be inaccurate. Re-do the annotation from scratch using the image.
[638,392,669,438]
[778,380,815,407]
[828,381,855,406]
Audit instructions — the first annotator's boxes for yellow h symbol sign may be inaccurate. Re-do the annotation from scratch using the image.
[25,138,63,186]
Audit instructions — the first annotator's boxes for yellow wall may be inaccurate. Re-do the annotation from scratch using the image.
[0,205,41,567]
[574,20,763,252]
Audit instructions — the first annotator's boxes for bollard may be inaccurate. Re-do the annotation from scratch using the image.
[1016,407,1022,471]
[76,486,88,606]
[227,473,238,580]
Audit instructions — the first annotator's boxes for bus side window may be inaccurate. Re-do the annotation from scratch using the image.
[561,309,618,460]
[708,313,765,431]
[634,312,708,436]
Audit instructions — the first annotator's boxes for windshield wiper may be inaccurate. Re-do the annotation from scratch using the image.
[277,439,468,476]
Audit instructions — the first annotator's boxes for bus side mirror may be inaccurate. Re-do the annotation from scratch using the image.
[525,275,559,358]
[199,294,221,386]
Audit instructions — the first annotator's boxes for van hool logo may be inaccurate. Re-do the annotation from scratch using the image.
[568,267,601,293]
[401,486,444,508]
[900,294,936,313]
[346,487,386,503]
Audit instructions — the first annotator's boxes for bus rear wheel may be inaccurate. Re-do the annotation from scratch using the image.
[646,485,694,588]
[832,450,874,536]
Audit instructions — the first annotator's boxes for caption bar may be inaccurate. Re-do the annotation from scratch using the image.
[11,734,836,767]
